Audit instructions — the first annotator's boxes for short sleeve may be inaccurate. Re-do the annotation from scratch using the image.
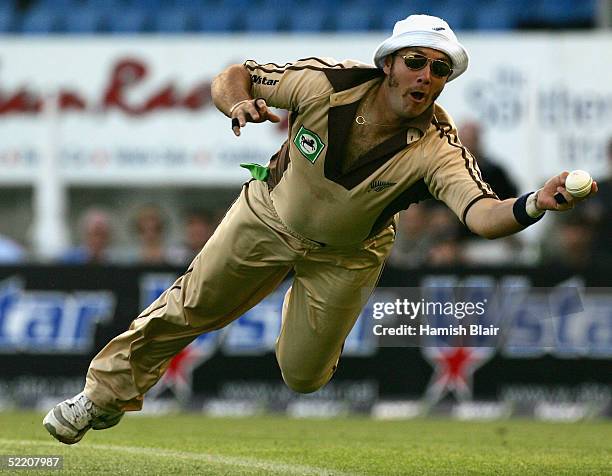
[425,117,499,224]
[243,57,339,111]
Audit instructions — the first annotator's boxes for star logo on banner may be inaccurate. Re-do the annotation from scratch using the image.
[421,346,495,404]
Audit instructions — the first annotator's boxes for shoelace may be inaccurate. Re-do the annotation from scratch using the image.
[66,395,98,428]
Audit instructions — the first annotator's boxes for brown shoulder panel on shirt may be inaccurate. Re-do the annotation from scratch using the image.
[323,67,384,92]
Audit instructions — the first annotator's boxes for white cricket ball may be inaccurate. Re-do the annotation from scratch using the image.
[565,170,593,198]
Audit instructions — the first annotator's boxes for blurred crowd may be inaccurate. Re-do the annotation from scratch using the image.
[57,205,219,266]
[389,126,612,271]
[0,124,610,270]
[0,203,220,267]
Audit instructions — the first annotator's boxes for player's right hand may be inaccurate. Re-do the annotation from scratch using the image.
[536,171,598,211]
[231,98,281,137]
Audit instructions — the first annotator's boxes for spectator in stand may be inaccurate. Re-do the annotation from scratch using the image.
[61,208,114,264]
[0,234,26,264]
[175,208,217,265]
[121,204,183,265]
[389,202,464,268]
[540,211,596,270]
[387,203,431,268]
[458,120,527,265]
[425,203,465,267]
[459,120,518,199]
[584,137,612,264]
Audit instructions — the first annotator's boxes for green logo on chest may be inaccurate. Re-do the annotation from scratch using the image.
[293,125,325,164]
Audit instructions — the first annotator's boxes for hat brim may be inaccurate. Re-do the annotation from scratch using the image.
[373,31,469,82]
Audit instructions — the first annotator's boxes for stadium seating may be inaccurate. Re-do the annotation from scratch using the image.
[0,3,16,33]
[381,1,439,31]
[194,6,240,32]
[36,0,80,8]
[64,7,106,33]
[241,5,287,32]
[1,0,600,34]
[21,6,64,34]
[107,7,151,33]
[128,0,167,8]
[152,7,194,33]
[334,5,377,32]
[473,1,519,30]
[285,9,329,33]
[535,0,596,27]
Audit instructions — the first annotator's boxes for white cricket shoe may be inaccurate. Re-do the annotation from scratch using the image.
[43,392,124,445]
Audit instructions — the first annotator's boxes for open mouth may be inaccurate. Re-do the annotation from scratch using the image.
[410,91,426,101]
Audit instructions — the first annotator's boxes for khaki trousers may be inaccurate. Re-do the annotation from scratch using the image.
[84,180,395,412]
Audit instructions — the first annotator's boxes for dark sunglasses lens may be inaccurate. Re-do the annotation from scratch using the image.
[431,61,451,77]
[404,56,427,70]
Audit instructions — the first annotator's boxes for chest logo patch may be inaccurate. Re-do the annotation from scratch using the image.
[293,125,325,164]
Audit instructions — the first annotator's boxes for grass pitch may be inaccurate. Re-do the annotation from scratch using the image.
[0,411,610,475]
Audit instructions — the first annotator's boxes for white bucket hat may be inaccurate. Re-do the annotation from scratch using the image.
[373,14,469,82]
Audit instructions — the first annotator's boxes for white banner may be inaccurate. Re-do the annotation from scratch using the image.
[0,34,611,188]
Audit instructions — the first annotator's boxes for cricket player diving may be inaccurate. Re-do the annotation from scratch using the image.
[44,14,597,444]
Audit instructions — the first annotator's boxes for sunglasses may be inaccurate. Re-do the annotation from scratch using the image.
[396,54,453,78]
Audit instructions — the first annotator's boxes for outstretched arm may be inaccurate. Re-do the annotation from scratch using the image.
[466,171,599,239]
[211,64,280,137]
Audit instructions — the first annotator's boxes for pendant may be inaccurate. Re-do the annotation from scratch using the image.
[355,115,366,125]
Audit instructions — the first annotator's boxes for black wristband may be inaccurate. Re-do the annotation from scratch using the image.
[513,192,544,227]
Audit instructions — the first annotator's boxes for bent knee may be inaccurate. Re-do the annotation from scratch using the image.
[281,371,330,394]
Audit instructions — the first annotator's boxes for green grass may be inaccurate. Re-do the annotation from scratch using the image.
[0,411,610,475]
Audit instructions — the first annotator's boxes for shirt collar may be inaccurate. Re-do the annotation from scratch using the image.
[330,77,434,138]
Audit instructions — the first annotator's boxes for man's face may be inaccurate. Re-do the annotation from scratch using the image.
[383,47,451,119]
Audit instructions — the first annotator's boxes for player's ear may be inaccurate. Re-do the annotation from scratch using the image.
[382,54,394,75]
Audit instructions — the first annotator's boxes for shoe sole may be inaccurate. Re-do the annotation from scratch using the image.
[43,408,90,445]
[43,421,88,445]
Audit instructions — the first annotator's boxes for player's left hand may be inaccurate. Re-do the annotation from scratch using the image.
[536,171,598,211]
[231,98,281,137]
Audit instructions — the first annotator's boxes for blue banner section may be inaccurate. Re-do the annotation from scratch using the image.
[0,264,610,402]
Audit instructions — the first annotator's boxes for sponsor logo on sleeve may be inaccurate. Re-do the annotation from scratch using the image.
[250,74,279,86]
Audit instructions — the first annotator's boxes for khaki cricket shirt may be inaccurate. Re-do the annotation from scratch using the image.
[245,57,498,246]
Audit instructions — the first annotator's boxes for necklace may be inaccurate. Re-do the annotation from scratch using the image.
[355,93,398,127]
